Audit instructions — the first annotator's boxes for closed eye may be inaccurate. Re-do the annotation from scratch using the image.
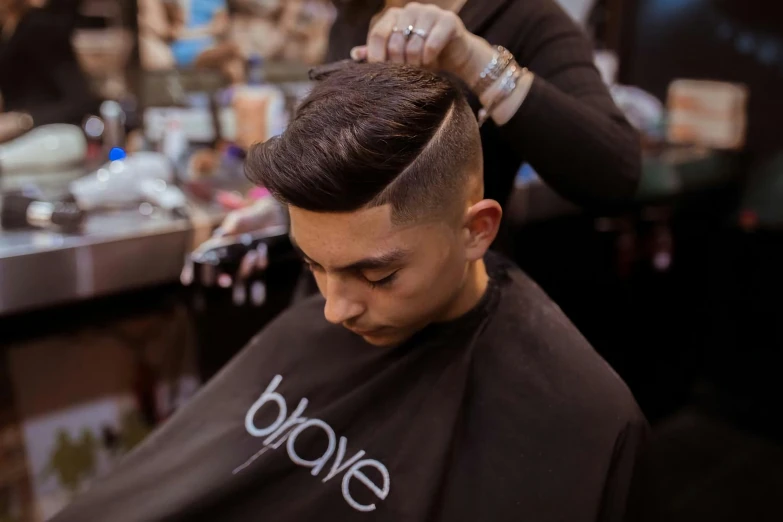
[304,259,398,288]
[365,271,398,289]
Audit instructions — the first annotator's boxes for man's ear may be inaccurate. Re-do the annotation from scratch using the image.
[462,199,503,262]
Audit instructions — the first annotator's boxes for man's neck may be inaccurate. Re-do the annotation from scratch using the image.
[438,258,490,322]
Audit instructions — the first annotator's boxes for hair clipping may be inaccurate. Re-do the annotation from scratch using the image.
[308,58,366,81]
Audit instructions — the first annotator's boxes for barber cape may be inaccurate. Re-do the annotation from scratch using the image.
[52,253,647,522]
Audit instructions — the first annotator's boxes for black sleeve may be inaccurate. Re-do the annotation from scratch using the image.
[498,0,641,206]
[26,20,96,126]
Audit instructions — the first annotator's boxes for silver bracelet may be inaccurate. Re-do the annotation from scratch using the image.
[473,46,514,97]
[477,65,527,127]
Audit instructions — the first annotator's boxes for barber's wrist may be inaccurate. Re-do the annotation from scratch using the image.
[483,70,534,126]
[457,34,497,89]
[472,47,535,127]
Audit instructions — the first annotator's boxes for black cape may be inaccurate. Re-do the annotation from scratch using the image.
[52,254,647,521]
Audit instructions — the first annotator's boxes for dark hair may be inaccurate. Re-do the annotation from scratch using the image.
[245,62,482,223]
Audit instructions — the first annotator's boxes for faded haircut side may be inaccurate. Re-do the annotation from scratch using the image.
[245,62,482,224]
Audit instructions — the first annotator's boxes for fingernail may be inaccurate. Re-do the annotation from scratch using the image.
[256,243,269,271]
[250,281,267,307]
[240,250,258,277]
[351,47,367,61]
[232,283,247,306]
[180,260,194,286]
[218,273,233,288]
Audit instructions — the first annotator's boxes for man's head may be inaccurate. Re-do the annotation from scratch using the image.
[246,62,501,346]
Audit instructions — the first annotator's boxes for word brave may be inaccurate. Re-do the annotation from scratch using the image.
[239,375,391,513]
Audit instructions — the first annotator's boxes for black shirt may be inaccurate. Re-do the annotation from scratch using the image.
[0,8,96,127]
[52,253,647,521]
[327,0,641,209]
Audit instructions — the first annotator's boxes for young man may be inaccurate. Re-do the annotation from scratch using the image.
[53,63,646,521]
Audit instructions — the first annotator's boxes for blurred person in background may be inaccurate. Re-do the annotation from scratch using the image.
[201,0,641,285]
[230,0,335,65]
[138,0,246,83]
[0,0,96,142]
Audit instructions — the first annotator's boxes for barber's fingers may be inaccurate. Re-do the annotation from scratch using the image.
[217,214,241,237]
[421,11,461,68]
[218,209,255,236]
[387,8,416,64]
[366,7,398,63]
[237,249,258,281]
[232,281,247,306]
[350,46,368,61]
[255,243,270,271]
[357,5,466,71]
[218,199,284,237]
[217,272,233,289]
[404,10,438,66]
[232,242,269,285]
[180,258,195,286]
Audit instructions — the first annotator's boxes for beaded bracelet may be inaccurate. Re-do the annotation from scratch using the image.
[477,64,528,127]
[473,46,514,97]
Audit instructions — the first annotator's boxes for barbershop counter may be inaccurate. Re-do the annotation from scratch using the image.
[0,193,225,317]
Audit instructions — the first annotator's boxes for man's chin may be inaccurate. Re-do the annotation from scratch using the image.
[360,333,400,347]
[351,328,408,347]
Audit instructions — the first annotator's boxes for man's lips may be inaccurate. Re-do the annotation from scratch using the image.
[348,326,385,336]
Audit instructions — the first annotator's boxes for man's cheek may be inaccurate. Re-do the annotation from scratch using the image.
[394,289,436,320]
[389,279,429,304]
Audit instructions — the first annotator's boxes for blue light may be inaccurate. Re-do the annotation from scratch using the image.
[642,0,705,21]
[108,147,127,161]
[757,41,780,65]
[736,33,756,55]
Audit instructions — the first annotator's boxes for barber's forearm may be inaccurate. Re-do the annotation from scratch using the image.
[458,37,640,206]
[457,35,534,126]
[478,70,534,126]
[500,77,641,206]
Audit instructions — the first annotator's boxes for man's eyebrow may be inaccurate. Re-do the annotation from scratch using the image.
[339,249,409,272]
[289,234,408,272]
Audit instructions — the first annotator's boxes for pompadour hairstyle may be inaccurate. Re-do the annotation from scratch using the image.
[245,62,482,223]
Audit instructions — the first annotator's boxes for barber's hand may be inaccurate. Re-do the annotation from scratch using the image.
[181,198,287,296]
[350,2,495,87]
[216,198,285,238]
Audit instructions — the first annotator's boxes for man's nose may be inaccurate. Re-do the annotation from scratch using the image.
[322,277,365,325]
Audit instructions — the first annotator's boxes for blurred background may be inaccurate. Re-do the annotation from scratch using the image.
[1,0,781,520]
